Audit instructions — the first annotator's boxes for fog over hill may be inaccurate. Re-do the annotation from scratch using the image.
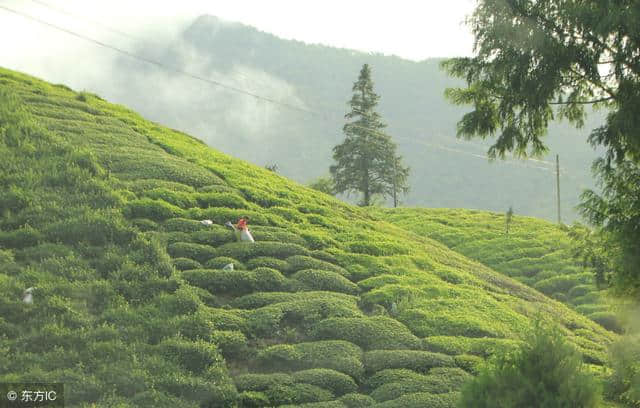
[10,14,606,221]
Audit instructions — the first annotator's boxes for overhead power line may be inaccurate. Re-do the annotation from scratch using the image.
[27,0,141,41]
[0,4,572,174]
[0,4,320,117]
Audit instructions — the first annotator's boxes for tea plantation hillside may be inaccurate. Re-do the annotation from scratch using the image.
[375,208,621,334]
[0,67,617,407]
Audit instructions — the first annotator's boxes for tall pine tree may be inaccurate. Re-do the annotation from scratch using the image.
[330,64,409,206]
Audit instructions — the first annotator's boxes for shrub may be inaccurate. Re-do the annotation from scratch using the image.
[238,391,270,408]
[605,336,640,406]
[245,296,362,337]
[231,292,299,309]
[292,269,359,295]
[453,354,484,374]
[422,336,522,357]
[204,256,244,270]
[235,373,294,392]
[311,316,420,350]
[167,242,217,263]
[185,207,275,226]
[257,340,364,379]
[164,217,208,233]
[131,218,158,232]
[533,273,593,296]
[172,257,202,271]
[190,228,235,246]
[181,269,255,297]
[247,256,288,271]
[44,212,135,246]
[0,226,42,248]
[348,241,409,256]
[215,241,309,261]
[589,312,623,334]
[286,255,349,276]
[124,198,185,221]
[16,243,72,263]
[156,336,222,374]
[250,227,308,247]
[365,369,425,392]
[263,383,334,406]
[364,350,454,374]
[193,192,250,209]
[458,319,602,408]
[206,308,247,332]
[143,188,198,208]
[340,393,376,407]
[211,330,247,359]
[310,250,339,264]
[251,267,290,292]
[299,230,337,250]
[181,267,288,296]
[372,391,459,408]
[568,284,593,299]
[292,368,358,396]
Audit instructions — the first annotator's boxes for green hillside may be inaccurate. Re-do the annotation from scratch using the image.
[0,67,616,407]
[86,15,602,222]
[375,208,620,333]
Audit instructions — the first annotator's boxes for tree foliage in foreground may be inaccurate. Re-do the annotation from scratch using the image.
[331,64,409,207]
[442,0,640,296]
[458,319,601,408]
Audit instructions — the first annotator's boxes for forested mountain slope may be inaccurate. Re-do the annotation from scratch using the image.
[0,67,615,407]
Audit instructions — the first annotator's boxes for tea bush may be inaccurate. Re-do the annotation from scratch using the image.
[16,243,72,263]
[143,188,198,208]
[371,391,459,408]
[247,256,288,271]
[194,192,249,209]
[588,312,623,334]
[156,336,223,374]
[286,255,349,276]
[311,316,420,350]
[211,330,247,359]
[215,241,309,261]
[189,228,235,247]
[534,273,594,296]
[167,242,217,263]
[422,336,522,357]
[0,226,42,249]
[172,257,202,271]
[164,217,208,233]
[204,256,244,270]
[257,340,364,379]
[340,393,376,407]
[124,198,185,221]
[364,350,455,374]
[291,269,359,295]
[292,368,358,396]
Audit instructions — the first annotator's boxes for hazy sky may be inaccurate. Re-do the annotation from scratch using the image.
[1,0,476,65]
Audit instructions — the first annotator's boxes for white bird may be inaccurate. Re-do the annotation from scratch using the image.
[200,219,213,226]
[22,287,35,304]
[222,263,234,271]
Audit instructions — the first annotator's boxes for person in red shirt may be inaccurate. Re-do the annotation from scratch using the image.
[236,216,249,231]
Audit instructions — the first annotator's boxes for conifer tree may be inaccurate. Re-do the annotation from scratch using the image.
[330,64,409,206]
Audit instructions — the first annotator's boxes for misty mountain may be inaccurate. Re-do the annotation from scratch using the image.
[105,15,604,222]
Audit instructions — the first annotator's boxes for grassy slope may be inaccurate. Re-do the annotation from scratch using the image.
[375,208,620,333]
[0,67,615,408]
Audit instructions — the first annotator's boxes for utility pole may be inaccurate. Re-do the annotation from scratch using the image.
[556,154,561,224]
[392,158,398,208]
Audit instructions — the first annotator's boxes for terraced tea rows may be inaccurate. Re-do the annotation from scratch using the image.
[375,208,620,333]
[0,67,618,407]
